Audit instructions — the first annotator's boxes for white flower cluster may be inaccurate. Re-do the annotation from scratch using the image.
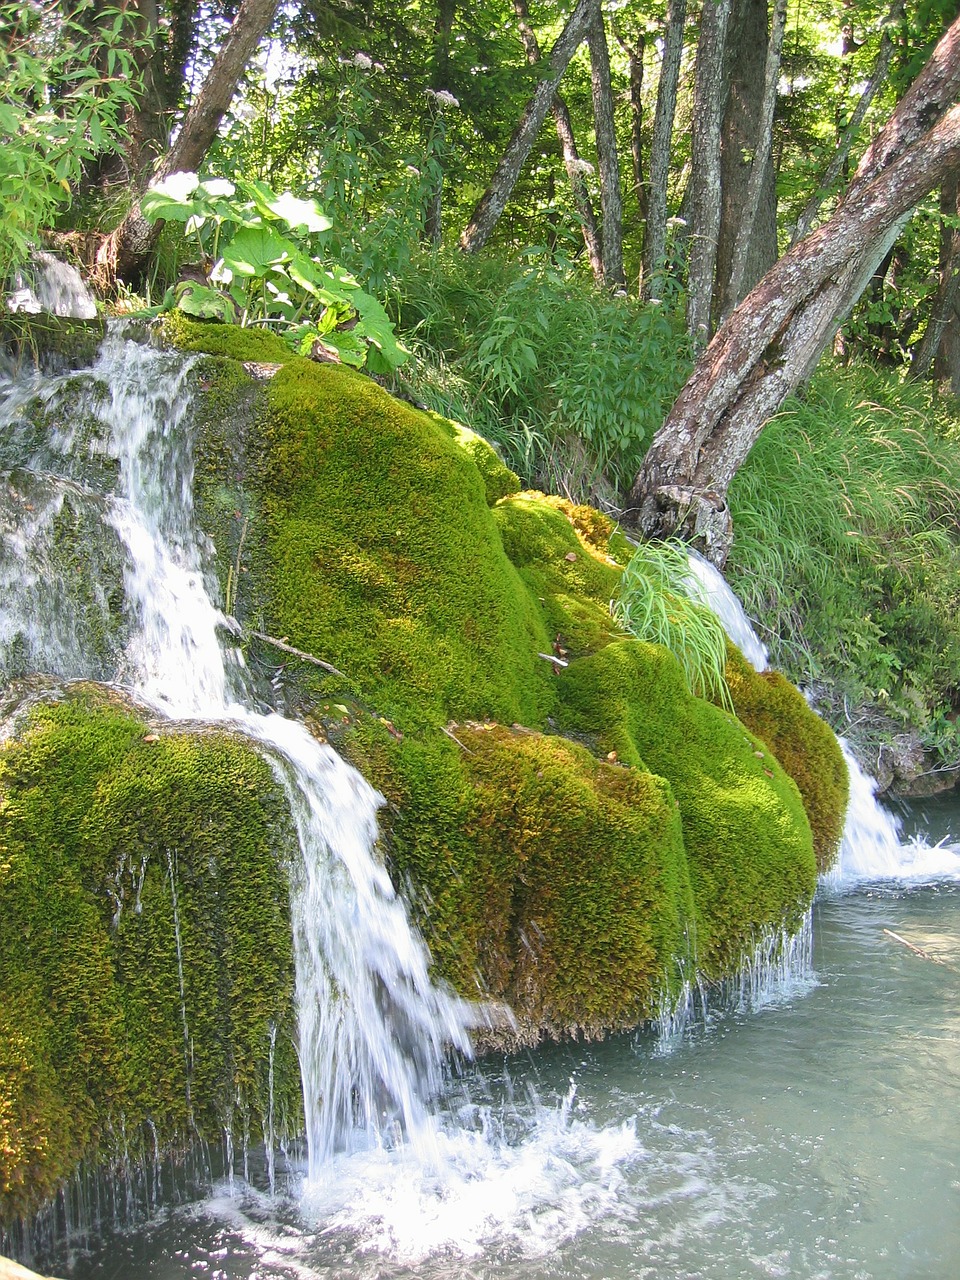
[568,157,595,176]
[425,87,460,109]
[340,51,384,72]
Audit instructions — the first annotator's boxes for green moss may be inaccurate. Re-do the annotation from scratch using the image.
[0,313,105,373]
[494,492,625,658]
[0,686,301,1220]
[157,313,293,365]
[246,360,557,730]
[556,641,817,978]
[345,719,694,1041]
[723,646,849,873]
[429,413,521,506]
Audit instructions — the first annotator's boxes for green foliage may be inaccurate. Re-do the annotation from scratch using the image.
[142,172,407,373]
[0,0,145,283]
[614,539,734,712]
[392,251,692,497]
[726,364,960,743]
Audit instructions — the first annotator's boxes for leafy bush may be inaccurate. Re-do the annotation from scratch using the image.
[141,172,407,372]
[391,251,691,499]
[0,0,145,283]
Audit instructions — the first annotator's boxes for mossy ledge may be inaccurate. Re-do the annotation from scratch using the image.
[0,683,301,1223]
[174,318,844,992]
[0,317,849,1218]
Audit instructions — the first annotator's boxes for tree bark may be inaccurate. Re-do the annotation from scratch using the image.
[97,0,281,282]
[789,0,902,245]
[613,25,646,222]
[686,0,733,351]
[513,0,603,282]
[459,0,594,254]
[626,14,960,563]
[642,0,687,298]
[913,173,960,379]
[587,1,625,289]
[720,0,787,316]
[424,0,457,245]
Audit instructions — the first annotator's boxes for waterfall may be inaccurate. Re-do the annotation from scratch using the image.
[685,550,960,886]
[0,327,473,1178]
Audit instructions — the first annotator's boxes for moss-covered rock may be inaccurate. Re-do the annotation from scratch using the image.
[0,685,300,1221]
[723,646,849,873]
[555,641,818,977]
[163,321,835,986]
[0,313,105,374]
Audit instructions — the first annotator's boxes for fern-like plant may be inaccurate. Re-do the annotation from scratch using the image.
[613,539,734,712]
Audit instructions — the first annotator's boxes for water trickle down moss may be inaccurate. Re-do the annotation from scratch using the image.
[0,687,300,1221]
[169,319,828,1009]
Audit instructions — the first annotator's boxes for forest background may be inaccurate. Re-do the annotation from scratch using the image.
[5,0,960,786]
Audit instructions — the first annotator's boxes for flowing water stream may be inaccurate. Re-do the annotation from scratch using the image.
[3,325,960,1279]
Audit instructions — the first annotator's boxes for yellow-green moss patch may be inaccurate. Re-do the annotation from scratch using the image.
[556,641,817,978]
[0,686,300,1220]
[723,647,849,873]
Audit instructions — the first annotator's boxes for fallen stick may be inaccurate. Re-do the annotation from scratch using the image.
[249,630,346,678]
[883,928,959,972]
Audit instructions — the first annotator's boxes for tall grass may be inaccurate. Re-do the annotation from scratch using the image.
[389,250,691,502]
[614,539,734,712]
[727,363,960,736]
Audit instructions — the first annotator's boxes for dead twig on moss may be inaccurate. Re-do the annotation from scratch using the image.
[249,630,345,677]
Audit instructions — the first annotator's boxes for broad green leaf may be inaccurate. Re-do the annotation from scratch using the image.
[219,225,292,278]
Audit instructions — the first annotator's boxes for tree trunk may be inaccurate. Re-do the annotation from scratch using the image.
[459,0,594,254]
[587,2,625,289]
[642,0,687,298]
[626,14,960,563]
[97,0,281,283]
[790,1,902,245]
[424,0,457,245]
[614,26,647,222]
[513,0,604,282]
[913,173,960,379]
[720,0,787,316]
[686,0,733,351]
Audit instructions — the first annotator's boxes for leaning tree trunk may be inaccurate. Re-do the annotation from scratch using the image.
[642,0,687,297]
[460,0,594,254]
[626,14,960,564]
[97,0,281,283]
[587,1,625,289]
[685,0,733,351]
[513,0,604,282]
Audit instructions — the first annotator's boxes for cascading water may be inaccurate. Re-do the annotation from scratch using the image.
[0,327,473,1182]
[684,548,960,886]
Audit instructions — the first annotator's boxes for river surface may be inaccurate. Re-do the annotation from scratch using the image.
[51,811,960,1280]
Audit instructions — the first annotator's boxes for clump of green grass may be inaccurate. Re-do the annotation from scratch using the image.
[727,363,960,738]
[390,250,691,501]
[613,539,734,712]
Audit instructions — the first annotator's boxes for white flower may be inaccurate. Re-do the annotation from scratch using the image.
[425,87,460,108]
[569,157,595,176]
[665,216,687,228]
[345,51,373,70]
